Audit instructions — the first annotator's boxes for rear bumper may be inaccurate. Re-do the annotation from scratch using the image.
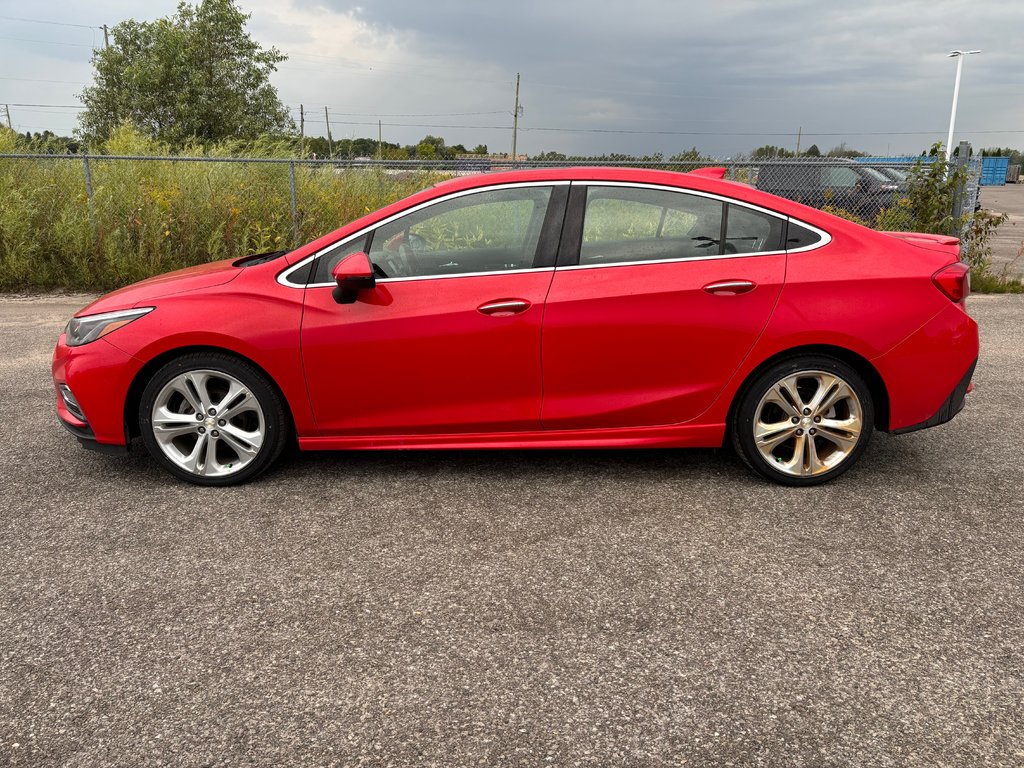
[873,303,979,432]
[890,358,976,435]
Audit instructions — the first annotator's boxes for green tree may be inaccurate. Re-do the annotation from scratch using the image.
[351,138,377,157]
[751,144,794,159]
[826,142,864,158]
[982,146,1023,166]
[414,135,447,159]
[669,147,705,162]
[532,151,567,161]
[803,143,821,157]
[19,130,79,154]
[78,0,291,147]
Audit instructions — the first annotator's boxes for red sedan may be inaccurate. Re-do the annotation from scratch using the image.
[52,167,977,486]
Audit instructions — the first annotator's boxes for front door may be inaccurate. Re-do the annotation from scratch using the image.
[301,183,565,436]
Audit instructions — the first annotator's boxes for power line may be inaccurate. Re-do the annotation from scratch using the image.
[331,110,507,118]
[522,126,1024,137]
[2,103,86,109]
[288,106,507,119]
[5,100,1024,138]
[274,118,1024,137]
[0,76,89,85]
[0,14,98,30]
[0,36,93,47]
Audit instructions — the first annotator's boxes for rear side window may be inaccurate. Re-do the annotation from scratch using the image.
[580,187,724,264]
[785,220,823,250]
[725,204,785,253]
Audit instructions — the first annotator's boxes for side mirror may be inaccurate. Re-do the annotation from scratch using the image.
[331,252,376,304]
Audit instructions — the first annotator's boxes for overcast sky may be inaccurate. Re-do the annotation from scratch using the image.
[1,0,1021,157]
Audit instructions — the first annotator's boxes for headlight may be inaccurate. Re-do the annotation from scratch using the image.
[65,307,154,347]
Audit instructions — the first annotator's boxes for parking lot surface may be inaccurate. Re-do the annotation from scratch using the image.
[981,183,1024,279]
[2,294,1023,767]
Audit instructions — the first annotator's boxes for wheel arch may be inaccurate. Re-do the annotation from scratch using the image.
[726,344,891,438]
[123,345,297,442]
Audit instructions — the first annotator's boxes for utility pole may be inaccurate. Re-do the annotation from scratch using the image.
[102,24,109,49]
[511,73,521,164]
[795,126,801,156]
[377,120,382,160]
[4,104,11,130]
[324,106,333,158]
[299,104,304,158]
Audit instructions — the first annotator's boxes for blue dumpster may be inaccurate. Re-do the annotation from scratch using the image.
[981,157,1009,186]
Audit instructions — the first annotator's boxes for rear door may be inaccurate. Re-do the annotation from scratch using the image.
[540,182,787,430]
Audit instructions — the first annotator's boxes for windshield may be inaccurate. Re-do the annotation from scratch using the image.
[862,167,891,183]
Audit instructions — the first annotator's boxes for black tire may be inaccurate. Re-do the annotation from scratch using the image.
[138,352,289,486]
[731,355,874,486]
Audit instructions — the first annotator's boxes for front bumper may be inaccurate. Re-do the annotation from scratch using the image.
[52,334,143,448]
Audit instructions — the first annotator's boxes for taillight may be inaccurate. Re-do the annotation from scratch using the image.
[932,262,970,304]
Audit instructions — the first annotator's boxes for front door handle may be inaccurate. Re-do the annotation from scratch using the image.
[478,299,531,317]
[703,280,756,296]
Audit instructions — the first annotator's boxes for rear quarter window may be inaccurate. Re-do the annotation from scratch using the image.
[785,220,824,250]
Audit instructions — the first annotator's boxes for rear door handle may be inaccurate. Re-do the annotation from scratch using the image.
[478,299,531,316]
[703,280,756,296]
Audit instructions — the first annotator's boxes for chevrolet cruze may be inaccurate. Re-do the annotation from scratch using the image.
[52,167,978,486]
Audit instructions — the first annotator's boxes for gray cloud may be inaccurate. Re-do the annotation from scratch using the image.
[2,0,1021,156]
[309,0,1024,155]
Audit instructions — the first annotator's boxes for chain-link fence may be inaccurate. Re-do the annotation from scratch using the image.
[0,150,984,291]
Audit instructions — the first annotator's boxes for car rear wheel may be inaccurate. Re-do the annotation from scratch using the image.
[139,353,288,486]
[731,356,874,486]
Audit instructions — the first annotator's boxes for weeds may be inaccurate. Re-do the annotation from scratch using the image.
[2,129,1023,293]
[0,125,444,291]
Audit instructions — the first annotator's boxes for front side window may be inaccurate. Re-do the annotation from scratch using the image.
[580,187,724,265]
[312,233,371,284]
[821,166,860,188]
[367,187,552,278]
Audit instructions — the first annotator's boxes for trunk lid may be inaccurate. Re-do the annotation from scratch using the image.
[882,231,961,258]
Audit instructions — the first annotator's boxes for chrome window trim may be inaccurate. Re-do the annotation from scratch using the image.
[377,266,555,284]
[561,251,785,271]
[276,178,832,287]
[277,180,569,288]
[782,218,832,254]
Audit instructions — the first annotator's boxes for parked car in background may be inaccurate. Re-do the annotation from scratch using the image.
[873,166,909,190]
[756,159,900,220]
[53,167,977,487]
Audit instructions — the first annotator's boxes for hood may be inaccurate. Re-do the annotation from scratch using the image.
[76,258,242,316]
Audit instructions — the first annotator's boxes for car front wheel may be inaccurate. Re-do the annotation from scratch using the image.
[731,356,874,486]
[139,353,288,486]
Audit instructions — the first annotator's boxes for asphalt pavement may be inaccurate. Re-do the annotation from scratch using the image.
[980,183,1024,279]
[2,294,1023,767]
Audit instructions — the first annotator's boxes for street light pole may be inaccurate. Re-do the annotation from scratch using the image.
[946,49,980,157]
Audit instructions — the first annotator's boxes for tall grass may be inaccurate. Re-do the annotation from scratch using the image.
[0,126,444,291]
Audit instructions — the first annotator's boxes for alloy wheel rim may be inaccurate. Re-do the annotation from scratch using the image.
[753,370,863,477]
[151,370,265,477]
